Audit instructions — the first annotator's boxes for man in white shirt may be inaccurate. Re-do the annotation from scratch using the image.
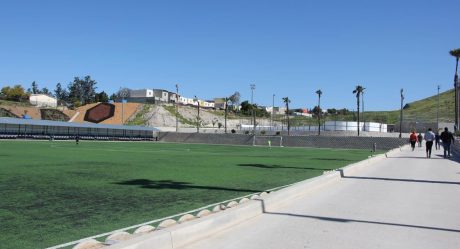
[424,128,435,158]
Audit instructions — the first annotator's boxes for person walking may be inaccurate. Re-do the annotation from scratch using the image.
[440,127,455,158]
[417,133,423,147]
[424,128,435,158]
[435,131,440,150]
[409,131,418,151]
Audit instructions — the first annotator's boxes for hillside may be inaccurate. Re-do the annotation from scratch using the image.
[0,89,455,127]
[364,89,454,124]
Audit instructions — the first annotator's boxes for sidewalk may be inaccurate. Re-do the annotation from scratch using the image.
[178,145,460,249]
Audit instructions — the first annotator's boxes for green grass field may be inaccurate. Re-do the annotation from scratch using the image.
[0,140,375,249]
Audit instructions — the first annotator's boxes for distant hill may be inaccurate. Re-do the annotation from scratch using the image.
[365,89,454,124]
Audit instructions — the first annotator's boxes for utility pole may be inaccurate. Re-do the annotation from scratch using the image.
[250,84,256,134]
[175,84,179,132]
[437,85,440,131]
[399,88,404,138]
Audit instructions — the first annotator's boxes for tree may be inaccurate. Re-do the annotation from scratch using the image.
[228,91,240,107]
[327,108,337,115]
[312,106,321,116]
[353,85,365,136]
[109,93,117,101]
[114,87,131,101]
[240,100,253,115]
[67,76,98,106]
[1,85,28,101]
[54,83,68,105]
[41,87,51,96]
[282,97,291,135]
[337,108,350,115]
[95,91,109,103]
[31,81,39,94]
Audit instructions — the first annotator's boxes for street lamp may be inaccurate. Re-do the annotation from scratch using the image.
[194,95,200,133]
[399,88,404,138]
[316,89,322,135]
[224,97,228,133]
[272,94,275,131]
[437,85,440,131]
[175,84,179,132]
[250,84,256,134]
[449,49,460,132]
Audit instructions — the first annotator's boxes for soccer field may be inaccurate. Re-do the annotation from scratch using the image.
[0,140,375,248]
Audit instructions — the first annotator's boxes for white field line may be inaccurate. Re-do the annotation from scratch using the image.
[45,183,296,249]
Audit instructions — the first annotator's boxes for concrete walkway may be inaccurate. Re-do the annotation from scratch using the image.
[179,145,460,249]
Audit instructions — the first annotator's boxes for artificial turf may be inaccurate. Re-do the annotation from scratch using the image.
[0,140,375,248]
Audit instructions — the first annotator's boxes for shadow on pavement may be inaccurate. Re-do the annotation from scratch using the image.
[386,156,444,160]
[255,199,460,233]
[336,169,460,185]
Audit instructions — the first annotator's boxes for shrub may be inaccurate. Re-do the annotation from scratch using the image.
[244,131,249,135]
[231,129,236,134]
[275,131,281,136]
[260,130,266,135]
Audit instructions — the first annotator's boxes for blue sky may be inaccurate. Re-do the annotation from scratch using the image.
[0,0,459,111]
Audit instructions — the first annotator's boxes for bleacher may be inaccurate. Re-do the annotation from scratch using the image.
[0,117,158,141]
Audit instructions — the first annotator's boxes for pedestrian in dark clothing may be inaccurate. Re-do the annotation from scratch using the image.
[417,133,423,147]
[424,128,435,158]
[76,135,80,145]
[435,132,440,150]
[440,127,455,158]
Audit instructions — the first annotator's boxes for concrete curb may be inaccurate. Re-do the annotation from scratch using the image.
[104,149,397,249]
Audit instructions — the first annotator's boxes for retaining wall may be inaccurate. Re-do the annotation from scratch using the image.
[158,132,407,150]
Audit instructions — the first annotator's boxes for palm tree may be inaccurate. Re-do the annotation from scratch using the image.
[282,97,291,135]
[316,90,322,135]
[352,85,364,136]
[450,48,460,131]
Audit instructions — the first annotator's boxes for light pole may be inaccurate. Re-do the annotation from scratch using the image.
[224,97,228,133]
[316,89,322,135]
[399,88,404,138]
[175,84,179,132]
[250,84,256,134]
[194,95,200,133]
[272,94,275,131]
[437,85,440,131]
[449,49,460,132]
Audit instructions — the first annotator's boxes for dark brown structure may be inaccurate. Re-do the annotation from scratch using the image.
[84,103,115,123]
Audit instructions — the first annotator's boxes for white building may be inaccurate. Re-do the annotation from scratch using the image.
[29,94,57,108]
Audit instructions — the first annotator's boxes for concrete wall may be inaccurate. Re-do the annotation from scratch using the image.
[158,132,407,150]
